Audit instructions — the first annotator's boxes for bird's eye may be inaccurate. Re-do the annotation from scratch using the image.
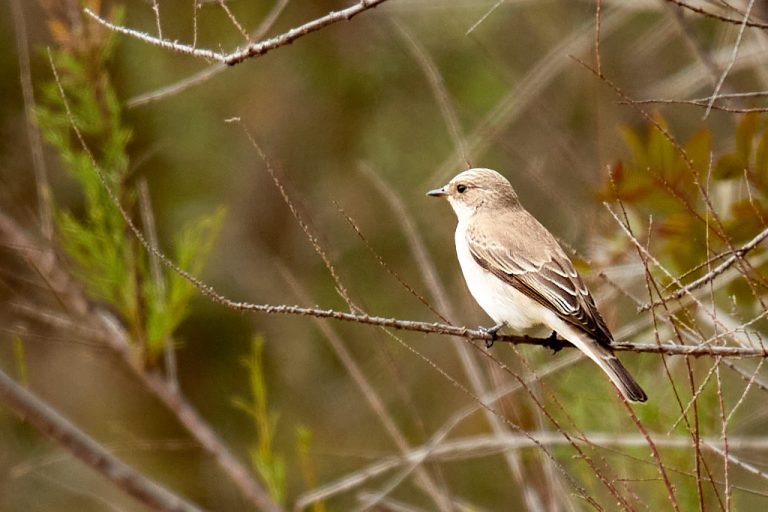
[456,184,467,193]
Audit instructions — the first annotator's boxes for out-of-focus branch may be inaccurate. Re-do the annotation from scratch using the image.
[0,368,204,512]
[10,0,53,239]
[623,97,768,113]
[665,0,768,30]
[0,210,282,512]
[297,430,768,510]
[84,0,389,67]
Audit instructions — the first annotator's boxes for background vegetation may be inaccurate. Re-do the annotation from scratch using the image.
[2,0,768,510]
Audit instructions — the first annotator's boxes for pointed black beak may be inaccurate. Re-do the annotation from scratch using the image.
[426,187,448,197]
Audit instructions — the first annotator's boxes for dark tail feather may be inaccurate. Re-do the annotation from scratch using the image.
[559,325,648,402]
[603,357,648,403]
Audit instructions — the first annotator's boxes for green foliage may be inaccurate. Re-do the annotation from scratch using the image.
[35,8,222,359]
[232,336,287,504]
[602,113,768,308]
[296,426,326,512]
[145,208,225,354]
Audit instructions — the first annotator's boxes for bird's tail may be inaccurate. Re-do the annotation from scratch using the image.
[599,352,648,403]
[556,323,647,402]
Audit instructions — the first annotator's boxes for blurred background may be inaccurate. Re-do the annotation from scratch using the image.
[2,0,768,510]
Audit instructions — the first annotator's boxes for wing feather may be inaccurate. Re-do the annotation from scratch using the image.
[466,213,614,346]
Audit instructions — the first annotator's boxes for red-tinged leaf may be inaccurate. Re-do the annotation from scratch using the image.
[612,160,624,185]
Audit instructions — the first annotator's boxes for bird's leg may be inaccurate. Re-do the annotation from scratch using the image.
[479,322,505,349]
[543,330,563,353]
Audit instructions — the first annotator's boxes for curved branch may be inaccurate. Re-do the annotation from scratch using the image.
[666,0,768,30]
[84,0,389,67]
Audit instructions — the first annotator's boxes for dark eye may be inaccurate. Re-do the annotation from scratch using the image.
[456,184,467,193]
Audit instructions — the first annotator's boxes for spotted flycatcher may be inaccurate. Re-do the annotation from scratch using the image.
[427,168,647,402]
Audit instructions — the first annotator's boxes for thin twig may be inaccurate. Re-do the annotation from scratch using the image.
[625,98,768,113]
[665,0,768,30]
[394,21,469,167]
[299,431,768,511]
[84,0,389,66]
[705,0,756,117]
[10,0,53,239]
[138,180,178,391]
[151,0,162,38]
[217,0,249,41]
[667,0,721,85]
[226,118,359,311]
[333,201,448,322]
[279,265,454,512]
[296,354,583,510]
[715,358,732,510]
[127,0,292,107]
[192,0,199,49]
[640,225,768,311]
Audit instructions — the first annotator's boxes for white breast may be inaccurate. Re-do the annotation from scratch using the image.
[454,220,545,333]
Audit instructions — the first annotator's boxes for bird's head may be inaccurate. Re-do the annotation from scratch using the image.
[427,168,519,218]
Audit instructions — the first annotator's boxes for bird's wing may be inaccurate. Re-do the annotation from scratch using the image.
[466,212,614,346]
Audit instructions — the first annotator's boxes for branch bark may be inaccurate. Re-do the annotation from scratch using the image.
[84,0,389,66]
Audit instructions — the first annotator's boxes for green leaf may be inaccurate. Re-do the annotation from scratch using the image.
[145,208,225,355]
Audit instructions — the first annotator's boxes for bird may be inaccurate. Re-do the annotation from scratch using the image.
[427,168,647,402]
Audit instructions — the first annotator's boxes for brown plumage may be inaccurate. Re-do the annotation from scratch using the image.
[428,168,647,402]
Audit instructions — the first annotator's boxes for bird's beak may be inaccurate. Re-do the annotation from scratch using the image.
[426,186,448,197]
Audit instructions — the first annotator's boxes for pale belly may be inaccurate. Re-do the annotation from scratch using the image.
[455,226,545,334]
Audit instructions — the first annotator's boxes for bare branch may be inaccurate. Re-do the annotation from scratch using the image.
[83,8,223,62]
[84,0,389,67]
[665,0,768,30]
[279,265,454,512]
[705,0,756,117]
[625,97,768,113]
[126,0,292,108]
[640,225,768,311]
[0,368,204,512]
[298,431,768,511]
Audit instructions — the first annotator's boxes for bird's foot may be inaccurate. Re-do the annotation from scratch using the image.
[543,330,563,354]
[479,323,505,349]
